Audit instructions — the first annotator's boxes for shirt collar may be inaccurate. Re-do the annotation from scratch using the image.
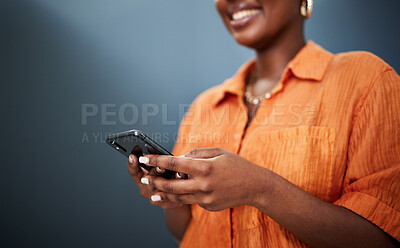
[211,41,333,107]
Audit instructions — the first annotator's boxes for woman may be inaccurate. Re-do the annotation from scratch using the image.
[128,0,400,247]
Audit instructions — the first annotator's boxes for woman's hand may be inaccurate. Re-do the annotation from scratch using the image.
[127,154,183,209]
[139,147,267,211]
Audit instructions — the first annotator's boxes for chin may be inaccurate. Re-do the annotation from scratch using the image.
[231,27,272,51]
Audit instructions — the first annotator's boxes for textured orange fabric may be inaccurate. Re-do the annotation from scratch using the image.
[172,41,400,247]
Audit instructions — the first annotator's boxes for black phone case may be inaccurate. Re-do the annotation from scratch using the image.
[106,129,175,178]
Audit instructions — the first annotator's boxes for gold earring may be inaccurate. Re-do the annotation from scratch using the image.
[301,0,313,19]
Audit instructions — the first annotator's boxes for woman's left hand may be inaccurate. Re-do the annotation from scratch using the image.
[139,147,267,211]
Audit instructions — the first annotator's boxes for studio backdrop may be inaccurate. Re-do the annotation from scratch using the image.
[0,0,399,247]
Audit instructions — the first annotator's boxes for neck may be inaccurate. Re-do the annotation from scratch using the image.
[254,22,306,83]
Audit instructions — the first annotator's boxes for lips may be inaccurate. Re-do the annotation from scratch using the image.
[228,5,262,28]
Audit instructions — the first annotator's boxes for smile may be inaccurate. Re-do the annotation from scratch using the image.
[230,8,262,28]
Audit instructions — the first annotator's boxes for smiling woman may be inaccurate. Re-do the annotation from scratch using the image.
[126,0,400,247]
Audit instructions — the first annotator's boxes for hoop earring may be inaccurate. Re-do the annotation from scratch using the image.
[301,0,313,19]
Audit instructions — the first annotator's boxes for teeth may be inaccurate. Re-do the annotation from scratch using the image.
[232,9,261,21]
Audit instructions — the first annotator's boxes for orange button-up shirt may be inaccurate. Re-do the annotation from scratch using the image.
[172,41,400,247]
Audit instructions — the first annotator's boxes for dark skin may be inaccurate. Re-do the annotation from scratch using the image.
[128,0,399,246]
[139,149,398,247]
[127,155,191,242]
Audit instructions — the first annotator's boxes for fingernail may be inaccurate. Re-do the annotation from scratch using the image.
[141,178,149,185]
[139,156,149,164]
[156,167,164,173]
[179,154,186,157]
[151,195,162,202]
[129,155,134,164]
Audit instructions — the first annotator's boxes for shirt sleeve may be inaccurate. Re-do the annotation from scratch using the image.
[334,69,400,241]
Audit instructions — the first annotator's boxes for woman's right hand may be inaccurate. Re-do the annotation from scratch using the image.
[127,154,183,209]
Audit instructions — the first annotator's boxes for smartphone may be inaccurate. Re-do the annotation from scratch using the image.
[106,129,181,179]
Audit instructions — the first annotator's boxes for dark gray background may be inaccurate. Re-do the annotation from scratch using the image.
[0,0,399,247]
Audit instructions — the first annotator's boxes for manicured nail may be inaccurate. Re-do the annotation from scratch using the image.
[156,167,164,173]
[141,178,149,185]
[128,155,134,164]
[139,156,149,164]
[151,195,162,202]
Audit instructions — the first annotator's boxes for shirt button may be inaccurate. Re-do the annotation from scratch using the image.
[265,93,271,99]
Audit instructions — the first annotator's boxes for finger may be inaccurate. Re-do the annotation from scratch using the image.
[175,172,187,179]
[140,166,149,175]
[144,144,166,175]
[150,200,183,209]
[139,155,206,175]
[141,176,199,194]
[155,166,165,174]
[139,166,165,177]
[139,184,157,199]
[147,168,166,177]
[184,147,225,159]
[128,155,143,182]
[148,194,184,208]
[151,192,197,205]
[128,154,139,170]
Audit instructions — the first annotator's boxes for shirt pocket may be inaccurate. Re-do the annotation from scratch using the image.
[236,126,336,231]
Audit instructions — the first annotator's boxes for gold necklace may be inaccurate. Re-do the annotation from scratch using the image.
[244,90,272,105]
[244,72,273,105]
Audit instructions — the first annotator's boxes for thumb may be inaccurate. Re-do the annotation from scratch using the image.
[184,147,225,159]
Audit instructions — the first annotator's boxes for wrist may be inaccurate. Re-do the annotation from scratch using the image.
[250,166,276,210]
